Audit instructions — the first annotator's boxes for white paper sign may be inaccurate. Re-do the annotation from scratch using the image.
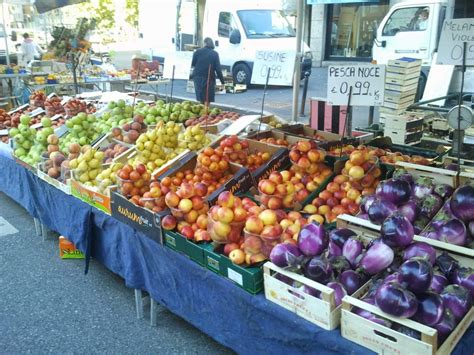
[327,65,385,106]
[250,50,296,86]
[437,19,474,65]
[163,52,193,80]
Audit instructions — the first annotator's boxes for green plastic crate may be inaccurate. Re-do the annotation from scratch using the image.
[164,230,207,266]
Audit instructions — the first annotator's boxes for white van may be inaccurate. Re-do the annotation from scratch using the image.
[138,0,312,85]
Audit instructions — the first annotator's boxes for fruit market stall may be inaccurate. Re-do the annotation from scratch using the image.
[1,87,474,355]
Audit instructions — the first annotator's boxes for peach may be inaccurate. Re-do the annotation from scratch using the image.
[349,166,364,180]
[267,196,282,210]
[227,227,242,243]
[268,172,283,184]
[280,218,293,229]
[196,214,208,229]
[287,223,301,237]
[296,140,311,153]
[213,221,231,238]
[261,225,282,239]
[282,194,294,208]
[307,149,320,163]
[248,206,263,216]
[177,182,195,199]
[191,196,205,210]
[233,207,247,222]
[244,235,262,254]
[217,207,234,223]
[181,225,195,240]
[258,209,277,226]
[194,229,211,242]
[289,149,301,163]
[259,180,276,195]
[280,170,292,182]
[245,216,264,234]
[194,182,208,197]
[165,191,180,208]
[217,191,235,208]
[303,204,318,214]
[229,249,245,265]
[184,210,198,224]
[297,157,311,170]
[224,242,240,256]
[209,205,219,221]
[249,253,267,264]
[287,211,303,221]
[178,198,193,213]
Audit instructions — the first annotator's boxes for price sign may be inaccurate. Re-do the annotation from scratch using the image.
[437,19,474,65]
[327,65,385,106]
[163,51,193,80]
[250,50,296,86]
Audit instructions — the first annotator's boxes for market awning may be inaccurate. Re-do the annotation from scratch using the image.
[34,0,86,13]
[306,0,379,4]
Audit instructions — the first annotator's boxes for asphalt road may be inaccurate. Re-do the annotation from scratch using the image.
[0,192,233,354]
[138,67,375,129]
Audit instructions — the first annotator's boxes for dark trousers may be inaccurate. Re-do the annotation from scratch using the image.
[193,76,215,104]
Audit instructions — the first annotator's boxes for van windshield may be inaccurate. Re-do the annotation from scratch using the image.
[237,10,295,38]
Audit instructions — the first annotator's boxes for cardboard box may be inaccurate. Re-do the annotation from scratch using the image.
[70,179,111,214]
[203,243,263,294]
[164,230,207,266]
[110,190,166,244]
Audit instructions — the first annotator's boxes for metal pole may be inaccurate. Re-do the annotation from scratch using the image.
[299,71,310,116]
[291,0,304,122]
[1,1,11,66]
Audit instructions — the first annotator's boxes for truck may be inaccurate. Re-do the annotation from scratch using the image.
[138,0,313,85]
[372,0,474,97]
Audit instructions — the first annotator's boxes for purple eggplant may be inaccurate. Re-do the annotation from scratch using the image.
[399,258,433,294]
[434,309,456,344]
[438,218,467,246]
[366,279,384,298]
[445,163,458,171]
[430,272,449,294]
[434,184,454,199]
[402,242,436,265]
[298,222,328,257]
[360,195,377,214]
[328,240,342,258]
[368,199,397,225]
[413,177,434,199]
[420,194,444,220]
[412,292,445,326]
[327,281,347,307]
[329,256,351,278]
[450,185,474,223]
[359,241,394,275]
[430,212,451,229]
[383,272,401,285]
[269,243,303,268]
[451,267,474,298]
[354,296,393,327]
[392,324,421,340]
[342,237,364,267]
[375,282,418,318]
[436,252,459,278]
[329,228,356,248]
[358,213,369,220]
[303,255,333,284]
[275,273,294,286]
[301,284,321,298]
[399,199,419,223]
[392,169,414,186]
[381,212,414,248]
[469,221,474,238]
[375,178,411,206]
[339,270,363,295]
[440,284,472,321]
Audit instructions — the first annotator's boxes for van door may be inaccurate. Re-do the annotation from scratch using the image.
[373,4,435,65]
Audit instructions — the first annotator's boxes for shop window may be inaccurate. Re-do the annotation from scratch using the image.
[382,7,429,36]
[326,2,389,59]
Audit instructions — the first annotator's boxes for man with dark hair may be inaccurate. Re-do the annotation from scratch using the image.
[191,37,225,104]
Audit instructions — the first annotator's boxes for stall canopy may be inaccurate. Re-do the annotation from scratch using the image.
[34,0,86,13]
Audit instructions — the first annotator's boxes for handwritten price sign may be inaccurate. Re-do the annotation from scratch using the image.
[437,19,474,65]
[327,65,385,106]
[251,50,296,86]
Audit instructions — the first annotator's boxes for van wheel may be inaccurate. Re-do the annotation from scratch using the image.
[232,64,251,85]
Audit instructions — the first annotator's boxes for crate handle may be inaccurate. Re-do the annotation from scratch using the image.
[287,288,306,301]
[373,329,398,343]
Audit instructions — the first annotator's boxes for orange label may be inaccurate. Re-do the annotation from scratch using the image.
[71,180,111,214]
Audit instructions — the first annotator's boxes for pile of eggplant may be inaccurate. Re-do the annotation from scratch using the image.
[360,252,473,344]
[360,169,454,234]
[422,184,474,247]
[270,223,396,307]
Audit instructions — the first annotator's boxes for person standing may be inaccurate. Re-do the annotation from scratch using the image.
[20,33,43,65]
[191,37,225,104]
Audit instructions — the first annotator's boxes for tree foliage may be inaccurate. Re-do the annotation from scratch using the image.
[125,0,139,28]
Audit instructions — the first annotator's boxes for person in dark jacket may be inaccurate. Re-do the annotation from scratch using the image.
[191,37,225,104]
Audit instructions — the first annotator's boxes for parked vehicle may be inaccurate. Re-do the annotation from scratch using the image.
[138,0,312,85]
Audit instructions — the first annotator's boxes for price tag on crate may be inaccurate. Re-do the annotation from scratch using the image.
[327,64,385,106]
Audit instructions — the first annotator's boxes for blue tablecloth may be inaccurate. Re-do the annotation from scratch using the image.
[1,154,472,355]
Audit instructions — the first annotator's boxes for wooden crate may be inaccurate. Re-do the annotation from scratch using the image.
[336,214,474,268]
[383,128,423,145]
[396,161,462,187]
[383,115,424,131]
[341,283,474,355]
[263,242,371,330]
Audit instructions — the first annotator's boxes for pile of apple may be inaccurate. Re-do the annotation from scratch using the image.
[61,112,101,150]
[208,191,248,244]
[302,149,382,223]
[64,99,87,117]
[184,111,240,127]
[69,146,105,186]
[50,142,81,181]
[51,117,66,130]
[0,109,12,129]
[44,96,65,117]
[96,100,134,134]
[100,142,129,163]
[289,140,326,174]
[116,163,151,199]
[134,100,206,125]
[111,114,147,145]
[29,91,46,109]
[257,137,289,147]
[38,134,66,179]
